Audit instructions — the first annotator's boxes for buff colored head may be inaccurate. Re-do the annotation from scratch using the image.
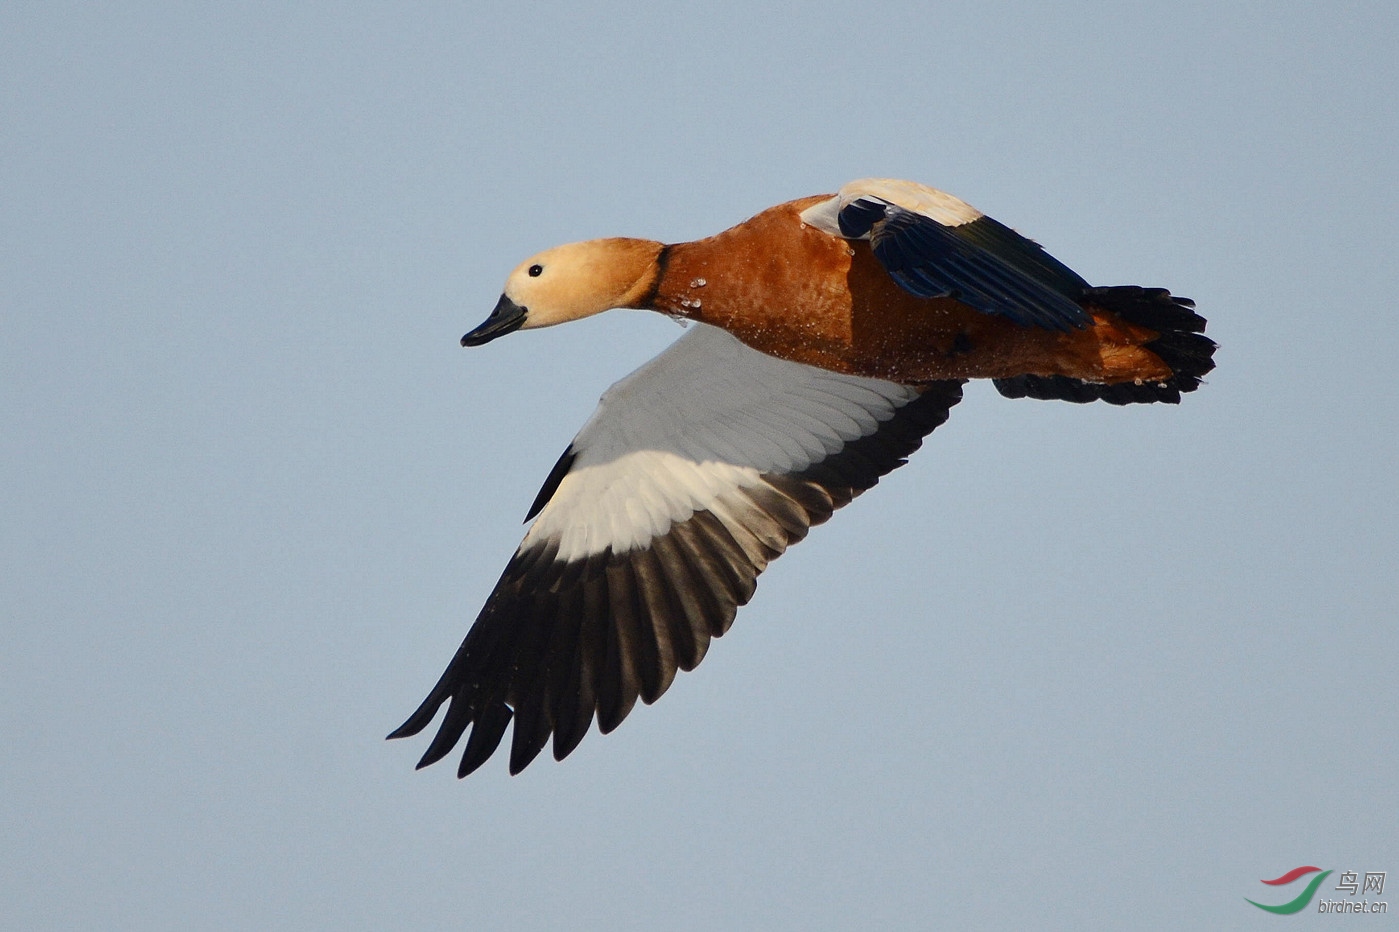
[462,238,664,346]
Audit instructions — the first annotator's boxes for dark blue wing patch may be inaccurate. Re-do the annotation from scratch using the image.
[837,197,888,238]
[840,197,1092,332]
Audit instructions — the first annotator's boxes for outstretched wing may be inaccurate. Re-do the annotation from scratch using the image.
[389,323,963,776]
[800,178,1093,331]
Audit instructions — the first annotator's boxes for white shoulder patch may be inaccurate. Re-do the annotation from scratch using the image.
[798,194,844,237]
[799,177,984,236]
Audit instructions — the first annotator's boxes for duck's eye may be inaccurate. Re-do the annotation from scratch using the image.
[528,264,543,277]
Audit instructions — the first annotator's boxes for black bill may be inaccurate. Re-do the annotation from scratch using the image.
[462,295,528,347]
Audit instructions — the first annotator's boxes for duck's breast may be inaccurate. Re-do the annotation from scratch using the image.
[655,197,865,372]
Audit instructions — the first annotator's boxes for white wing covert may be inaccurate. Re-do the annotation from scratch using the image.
[389,324,964,776]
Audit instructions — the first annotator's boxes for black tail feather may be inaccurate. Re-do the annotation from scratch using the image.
[994,286,1216,405]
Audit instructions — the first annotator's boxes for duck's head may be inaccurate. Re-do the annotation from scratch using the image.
[462,238,665,347]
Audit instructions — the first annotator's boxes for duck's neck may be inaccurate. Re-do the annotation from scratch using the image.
[594,238,668,311]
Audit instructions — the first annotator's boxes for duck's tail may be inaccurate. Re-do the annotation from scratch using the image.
[994,286,1216,405]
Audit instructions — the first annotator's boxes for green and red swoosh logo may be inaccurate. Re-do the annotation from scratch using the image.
[1247,866,1332,914]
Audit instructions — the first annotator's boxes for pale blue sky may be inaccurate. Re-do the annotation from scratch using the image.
[3,3,1396,929]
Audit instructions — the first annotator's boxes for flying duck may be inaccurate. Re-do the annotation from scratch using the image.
[389,178,1216,776]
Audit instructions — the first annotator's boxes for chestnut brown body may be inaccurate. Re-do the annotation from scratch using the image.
[649,196,1170,384]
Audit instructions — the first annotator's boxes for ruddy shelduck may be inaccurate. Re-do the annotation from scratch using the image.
[390,178,1216,777]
